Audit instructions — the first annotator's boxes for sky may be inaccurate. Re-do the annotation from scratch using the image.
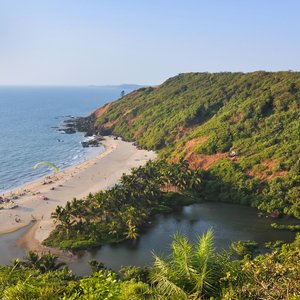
[1,0,300,86]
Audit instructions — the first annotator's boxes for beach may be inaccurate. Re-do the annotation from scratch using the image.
[0,136,156,251]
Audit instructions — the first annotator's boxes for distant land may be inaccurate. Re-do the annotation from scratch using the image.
[88,84,146,89]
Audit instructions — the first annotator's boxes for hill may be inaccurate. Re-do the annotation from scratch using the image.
[87,71,300,218]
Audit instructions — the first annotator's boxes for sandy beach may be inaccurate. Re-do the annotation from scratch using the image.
[0,136,156,251]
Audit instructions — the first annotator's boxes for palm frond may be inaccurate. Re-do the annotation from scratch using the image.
[171,233,195,281]
[151,254,188,299]
[192,229,217,294]
[195,229,215,264]
[152,271,188,299]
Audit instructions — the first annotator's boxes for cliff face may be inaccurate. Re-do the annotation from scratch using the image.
[69,114,96,136]
[88,71,300,218]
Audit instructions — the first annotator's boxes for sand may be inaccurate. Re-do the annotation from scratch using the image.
[0,136,156,250]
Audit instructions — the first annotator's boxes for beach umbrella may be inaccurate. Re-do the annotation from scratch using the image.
[33,161,59,173]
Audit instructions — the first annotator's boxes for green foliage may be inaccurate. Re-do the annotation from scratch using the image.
[3,282,40,300]
[88,260,107,274]
[44,160,203,250]
[16,251,66,273]
[93,71,300,218]
[119,266,150,283]
[0,262,78,299]
[149,230,228,299]
[119,280,155,300]
[271,223,300,231]
[223,235,300,299]
[230,240,258,258]
[68,270,121,300]
[0,232,299,299]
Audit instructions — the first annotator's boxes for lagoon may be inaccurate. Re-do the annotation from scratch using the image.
[0,202,298,276]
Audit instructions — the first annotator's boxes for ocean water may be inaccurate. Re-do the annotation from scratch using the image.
[0,86,131,193]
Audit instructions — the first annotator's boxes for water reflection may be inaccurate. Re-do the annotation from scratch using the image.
[0,203,298,276]
[69,203,298,275]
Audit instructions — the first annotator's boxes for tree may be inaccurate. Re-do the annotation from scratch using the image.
[125,219,139,240]
[69,270,121,299]
[150,230,227,299]
[38,253,66,273]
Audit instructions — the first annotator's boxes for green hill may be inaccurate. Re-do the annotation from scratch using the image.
[92,71,300,218]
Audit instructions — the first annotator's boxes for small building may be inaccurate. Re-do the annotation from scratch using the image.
[229,150,238,157]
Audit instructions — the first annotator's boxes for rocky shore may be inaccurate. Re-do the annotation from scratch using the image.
[60,105,116,138]
[57,113,105,147]
[60,114,97,136]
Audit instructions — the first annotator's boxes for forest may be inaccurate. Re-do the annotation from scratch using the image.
[93,72,300,219]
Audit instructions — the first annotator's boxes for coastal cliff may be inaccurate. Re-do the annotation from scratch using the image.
[67,103,113,137]
[85,72,300,218]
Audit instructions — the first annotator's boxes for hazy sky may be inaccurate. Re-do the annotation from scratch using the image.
[1,0,300,85]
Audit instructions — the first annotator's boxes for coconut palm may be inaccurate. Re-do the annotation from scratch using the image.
[23,251,40,269]
[150,230,226,299]
[51,206,64,222]
[125,219,139,240]
[38,253,66,273]
[108,220,119,237]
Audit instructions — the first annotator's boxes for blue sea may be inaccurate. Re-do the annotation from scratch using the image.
[0,86,132,193]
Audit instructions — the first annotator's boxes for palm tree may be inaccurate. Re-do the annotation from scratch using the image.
[150,230,226,299]
[108,220,119,237]
[125,219,139,240]
[20,251,65,273]
[189,171,202,190]
[38,253,66,273]
[23,251,40,269]
[51,206,64,222]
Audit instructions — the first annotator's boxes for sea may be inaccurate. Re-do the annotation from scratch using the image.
[0,86,134,194]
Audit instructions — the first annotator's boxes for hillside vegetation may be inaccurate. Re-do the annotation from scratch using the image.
[93,72,300,218]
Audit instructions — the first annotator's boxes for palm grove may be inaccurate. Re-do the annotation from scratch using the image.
[44,160,202,250]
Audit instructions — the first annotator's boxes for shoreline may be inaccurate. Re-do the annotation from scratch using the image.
[0,141,104,196]
[0,136,156,253]
[16,220,76,262]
